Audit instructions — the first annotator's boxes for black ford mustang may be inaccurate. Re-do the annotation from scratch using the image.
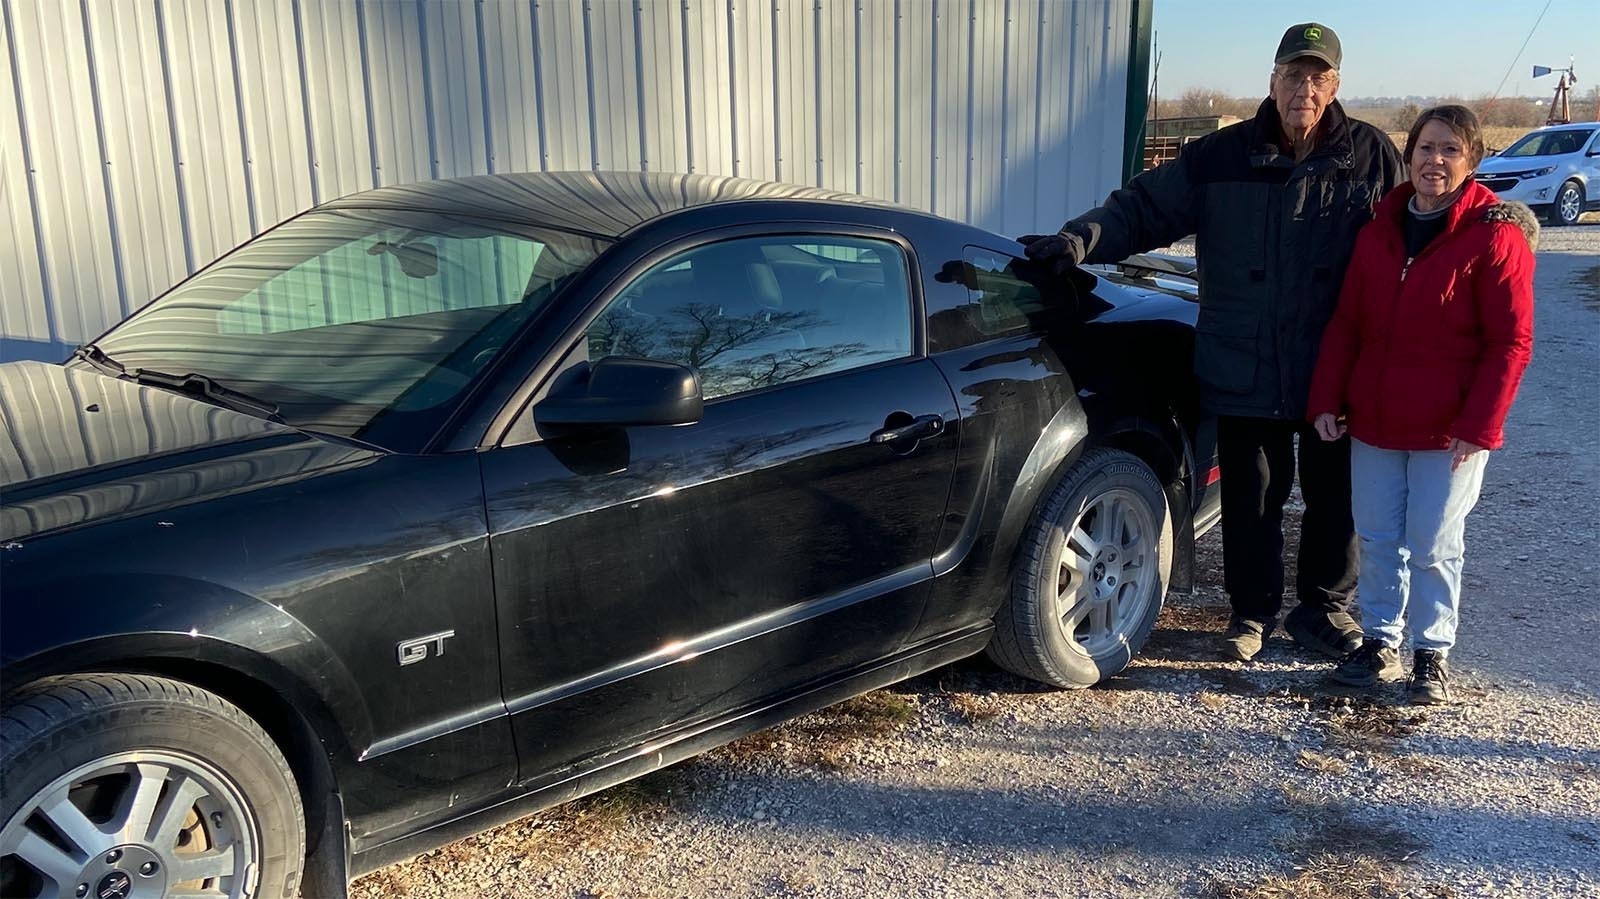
[0,173,1217,899]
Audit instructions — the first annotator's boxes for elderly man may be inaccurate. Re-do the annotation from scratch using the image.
[1023,23,1404,662]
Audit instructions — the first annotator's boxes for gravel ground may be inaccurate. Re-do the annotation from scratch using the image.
[351,221,1600,899]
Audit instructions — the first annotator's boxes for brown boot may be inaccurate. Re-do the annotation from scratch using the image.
[1222,616,1271,662]
[1284,605,1361,659]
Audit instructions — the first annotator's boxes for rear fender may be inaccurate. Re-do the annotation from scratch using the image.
[994,399,1194,592]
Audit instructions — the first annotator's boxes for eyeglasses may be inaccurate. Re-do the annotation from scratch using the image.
[1412,142,1466,160]
[1274,68,1338,89]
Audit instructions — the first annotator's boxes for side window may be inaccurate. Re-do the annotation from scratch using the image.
[963,248,1049,336]
[585,235,913,400]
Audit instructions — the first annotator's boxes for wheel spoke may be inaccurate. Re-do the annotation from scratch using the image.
[3,828,84,889]
[1060,583,1094,627]
[1067,523,1099,558]
[1102,501,1127,545]
[148,773,207,850]
[109,762,169,845]
[1056,573,1086,610]
[1087,599,1111,636]
[173,846,236,884]
[1058,548,1093,596]
[1120,560,1143,585]
[1114,582,1138,626]
[37,791,108,858]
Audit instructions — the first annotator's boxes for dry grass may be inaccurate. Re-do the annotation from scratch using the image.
[1551,760,1600,783]
[1197,691,1229,710]
[767,869,820,895]
[348,767,697,895]
[542,770,690,836]
[944,689,1003,723]
[1205,854,1454,899]
[1220,791,1443,899]
[718,690,919,770]
[1315,697,1427,749]
[1482,125,1533,153]
[1379,755,1450,778]
[1294,749,1350,776]
[1142,601,1236,665]
[1383,125,1533,154]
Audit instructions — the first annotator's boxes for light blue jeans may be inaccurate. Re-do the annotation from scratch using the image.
[1350,439,1489,655]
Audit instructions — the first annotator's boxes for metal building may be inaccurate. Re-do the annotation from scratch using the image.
[1,0,1151,363]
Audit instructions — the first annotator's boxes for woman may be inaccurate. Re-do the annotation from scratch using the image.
[1306,105,1536,704]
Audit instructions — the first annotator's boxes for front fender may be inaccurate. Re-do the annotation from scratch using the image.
[1,573,372,758]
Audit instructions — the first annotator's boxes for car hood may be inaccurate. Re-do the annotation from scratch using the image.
[1478,154,1570,173]
[1,361,378,541]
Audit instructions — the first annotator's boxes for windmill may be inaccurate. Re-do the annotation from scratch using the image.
[1532,59,1577,125]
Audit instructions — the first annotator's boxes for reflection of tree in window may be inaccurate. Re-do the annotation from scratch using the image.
[589,302,875,399]
[587,234,911,399]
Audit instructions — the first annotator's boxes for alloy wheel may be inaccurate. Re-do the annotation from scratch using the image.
[1052,487,1160,658]
[1558,183,1582,226]
[0,751,259,899]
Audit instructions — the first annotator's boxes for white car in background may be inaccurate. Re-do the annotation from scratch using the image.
[1475,122,1600,226]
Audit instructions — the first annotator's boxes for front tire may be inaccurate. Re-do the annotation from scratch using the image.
[988,447,1173,688]
[0,674,304,899]
[1551,180,1583,227]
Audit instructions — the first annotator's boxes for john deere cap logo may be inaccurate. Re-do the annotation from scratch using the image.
[1304,26,1322,42]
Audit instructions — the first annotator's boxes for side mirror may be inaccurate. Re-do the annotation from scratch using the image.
[534,356,703,428]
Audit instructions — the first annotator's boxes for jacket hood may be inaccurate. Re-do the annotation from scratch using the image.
[1374,180,1539,251]
[1483,200,1541,251]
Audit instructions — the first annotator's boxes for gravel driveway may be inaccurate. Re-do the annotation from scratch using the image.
[351,222,1600,899]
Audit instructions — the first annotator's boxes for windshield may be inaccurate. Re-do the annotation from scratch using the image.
[90,208,609,448]
[1499,128,1594,158]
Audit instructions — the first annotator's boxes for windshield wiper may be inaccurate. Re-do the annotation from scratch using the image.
[127,368,284,422]
[70,343,126,377]
[73,344,284,424]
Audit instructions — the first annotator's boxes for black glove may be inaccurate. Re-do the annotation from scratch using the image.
[1017,231,1085,268]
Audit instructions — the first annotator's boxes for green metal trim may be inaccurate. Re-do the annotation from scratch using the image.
[1122,0,1154,184]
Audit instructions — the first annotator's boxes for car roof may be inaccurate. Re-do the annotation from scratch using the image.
[316,171,909,239]
[1527,122,1597,133]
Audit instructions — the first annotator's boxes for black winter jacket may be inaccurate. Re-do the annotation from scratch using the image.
[1065,99,1405,419]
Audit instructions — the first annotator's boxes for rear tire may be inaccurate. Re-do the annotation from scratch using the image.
[987,448,1173,688]
[0,674,304,899]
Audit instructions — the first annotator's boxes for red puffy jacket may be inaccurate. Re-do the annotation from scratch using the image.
[1307,179,1536,451]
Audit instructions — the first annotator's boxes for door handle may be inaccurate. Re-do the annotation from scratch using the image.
[870,414,944,444]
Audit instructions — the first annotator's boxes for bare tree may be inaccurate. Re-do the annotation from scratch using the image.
[1392,102,1422,132]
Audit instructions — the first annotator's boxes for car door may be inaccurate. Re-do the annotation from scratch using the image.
[479,230,960,783]
[1586,130,1600,203]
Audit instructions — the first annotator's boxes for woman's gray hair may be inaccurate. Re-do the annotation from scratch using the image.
[1404,105,1486,169]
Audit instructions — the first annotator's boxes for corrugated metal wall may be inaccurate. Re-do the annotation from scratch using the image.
[1,0,1134,363]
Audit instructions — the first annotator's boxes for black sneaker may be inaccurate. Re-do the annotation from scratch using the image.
[1330,639,1404,688]
[1222,616,1270,662]
[1410,650,1451,705]
[1285,605,1362,659]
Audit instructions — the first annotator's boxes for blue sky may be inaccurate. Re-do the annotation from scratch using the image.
[1151,0,1593,100]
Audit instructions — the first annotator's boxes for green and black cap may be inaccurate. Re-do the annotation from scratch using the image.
[1275,22,1341,69]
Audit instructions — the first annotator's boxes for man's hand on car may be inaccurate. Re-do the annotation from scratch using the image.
[1016,231,1086,275]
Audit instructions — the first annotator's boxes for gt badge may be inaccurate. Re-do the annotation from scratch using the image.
[397,630,455,666]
